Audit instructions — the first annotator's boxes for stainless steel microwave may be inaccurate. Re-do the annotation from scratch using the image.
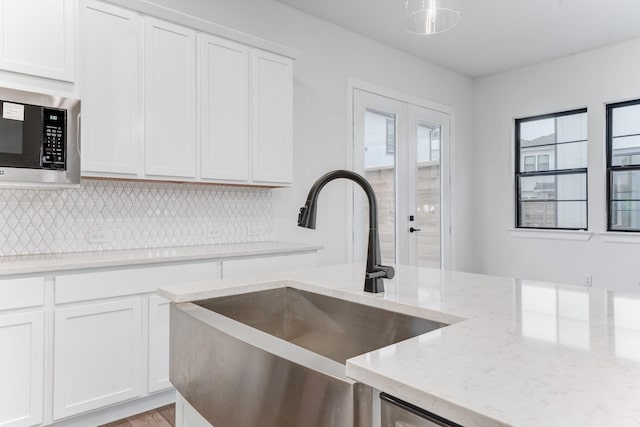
[0,86,80,188]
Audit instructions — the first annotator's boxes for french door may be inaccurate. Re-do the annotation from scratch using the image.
[352,88,451,268]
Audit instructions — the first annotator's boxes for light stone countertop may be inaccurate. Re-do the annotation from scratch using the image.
[0,241,321,276]
[159,263,640,427]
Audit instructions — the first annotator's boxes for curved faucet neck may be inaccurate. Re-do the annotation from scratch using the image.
[303,170,378,232]
[299,169,393,293]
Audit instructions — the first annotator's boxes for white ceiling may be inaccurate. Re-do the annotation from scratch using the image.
[273,0,640,78]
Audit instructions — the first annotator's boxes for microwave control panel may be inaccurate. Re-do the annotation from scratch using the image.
[42,108,66,169]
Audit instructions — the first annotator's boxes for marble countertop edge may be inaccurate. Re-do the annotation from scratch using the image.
[0,241,322,276]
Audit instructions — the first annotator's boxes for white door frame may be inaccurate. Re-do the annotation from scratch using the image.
[347,79,455,269]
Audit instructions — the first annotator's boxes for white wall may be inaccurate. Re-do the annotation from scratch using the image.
[473,37,640,292]
[146,0,475,270]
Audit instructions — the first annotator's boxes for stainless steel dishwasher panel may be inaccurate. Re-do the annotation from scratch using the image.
[380,393,462,427]
[170,302,373,427]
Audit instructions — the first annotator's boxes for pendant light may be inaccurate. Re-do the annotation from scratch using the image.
[404,0,461,35]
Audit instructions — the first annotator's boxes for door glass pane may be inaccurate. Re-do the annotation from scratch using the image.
[416,121,440,268]
[364,108,395,265]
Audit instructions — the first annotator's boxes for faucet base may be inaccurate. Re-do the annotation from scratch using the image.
[364,277,385,294]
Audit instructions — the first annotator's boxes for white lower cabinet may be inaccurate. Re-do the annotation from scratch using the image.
[53,298,143,420]
[0,311,44,427]
[148,295,171,393]
[0,251,315,425]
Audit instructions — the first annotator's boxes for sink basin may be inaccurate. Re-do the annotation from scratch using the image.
[196,287,444,364]
[170,287,445,427]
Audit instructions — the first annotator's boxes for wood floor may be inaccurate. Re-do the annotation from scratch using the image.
[100,404,175,427]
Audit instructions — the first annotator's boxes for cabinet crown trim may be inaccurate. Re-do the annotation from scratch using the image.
[100,0,299,59]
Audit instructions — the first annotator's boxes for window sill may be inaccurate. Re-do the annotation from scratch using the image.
[508,228,593,241]
[598,232,640,244]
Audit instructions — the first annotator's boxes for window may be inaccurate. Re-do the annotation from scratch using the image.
[524,155,536,172]
[515,109,588,229]
[538,154,550,171]
[607,99,640,231]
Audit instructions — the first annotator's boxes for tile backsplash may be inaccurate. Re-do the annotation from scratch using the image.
[0,179,273,257]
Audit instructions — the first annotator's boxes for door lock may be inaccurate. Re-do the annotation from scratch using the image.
[409,227,421,233]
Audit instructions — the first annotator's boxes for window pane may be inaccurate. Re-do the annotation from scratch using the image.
[556,141,587,169]
[364,108,395,265]
[520,141,587,171]
[556,112,587,143]
[612,103,640,137]
[610,201,640,231]
[520,118,554,147]
[611,170,640,201]
[612,135,640,166]
[519,173,587,201]
[417,123,441,268]
[431,127,440,161]
[365,109,395,169]
[520,201,587,229]
[417,122,439,162]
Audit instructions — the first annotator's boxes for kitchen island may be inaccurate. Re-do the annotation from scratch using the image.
[159,263,640,427]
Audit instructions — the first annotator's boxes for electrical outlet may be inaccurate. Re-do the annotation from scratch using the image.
[88,230,112,243]
[247,225,261,237]
[583,275,592,287]
[208,226,223,239]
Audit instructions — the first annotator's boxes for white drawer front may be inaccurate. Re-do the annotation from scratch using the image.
[0,277,45,311]
[55,261,221,303]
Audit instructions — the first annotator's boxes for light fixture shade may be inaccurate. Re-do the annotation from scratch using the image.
[404,0,461,35]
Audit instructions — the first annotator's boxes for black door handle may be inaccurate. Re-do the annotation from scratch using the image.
[409,227,421,233]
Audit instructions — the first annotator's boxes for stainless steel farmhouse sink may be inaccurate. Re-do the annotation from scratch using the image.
[170,287,446,427]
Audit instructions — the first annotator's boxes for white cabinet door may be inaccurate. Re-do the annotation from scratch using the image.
[53,298,143,420]
[81,0,139,175]
[144,17,196,178]
[0,0,75,81]
[0,311,44,427]
[251,49,293,185]
[148,295,171,393]
[198,34,250,183]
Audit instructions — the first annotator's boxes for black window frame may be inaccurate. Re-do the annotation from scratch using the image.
[606,98,640,232]
[515,108,588,230]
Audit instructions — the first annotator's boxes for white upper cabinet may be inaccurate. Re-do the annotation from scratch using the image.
[0,0,76,82]
[198,34,250,183]
[251,50,293,185]
[81,1,139,175]
[77,1,295,185]
[144,17,197,178]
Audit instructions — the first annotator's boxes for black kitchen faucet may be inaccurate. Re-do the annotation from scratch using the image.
[297,169,395,293]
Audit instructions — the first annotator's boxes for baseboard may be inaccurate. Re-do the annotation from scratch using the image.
[47,389,176,427]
